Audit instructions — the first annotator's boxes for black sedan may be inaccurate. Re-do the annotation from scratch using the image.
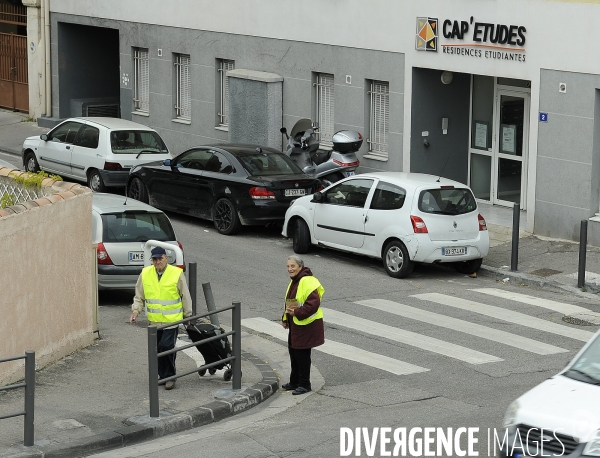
[126,144,321,235]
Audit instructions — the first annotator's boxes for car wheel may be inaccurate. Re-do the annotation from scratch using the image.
[87,169,106,192]
[292,218,311,254]
[455,258,483,275]
[383,240,414,279]
[213,198,241,235]
[320,172,343,188]
[128,177,149,203]
[24,151,40,173]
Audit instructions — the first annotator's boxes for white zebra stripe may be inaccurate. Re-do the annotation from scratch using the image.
[241,317,429,376]
[471,288,591,315]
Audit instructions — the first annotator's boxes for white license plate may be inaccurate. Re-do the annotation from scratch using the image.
[285,189,306,197]
[129,251,144,262]
[442,247,467,256]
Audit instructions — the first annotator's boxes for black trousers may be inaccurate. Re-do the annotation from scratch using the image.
[157,327,178,380]
[288,346,312,390]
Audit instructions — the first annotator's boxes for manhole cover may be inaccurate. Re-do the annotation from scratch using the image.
[563,313,600,326]
[529,268,562,277]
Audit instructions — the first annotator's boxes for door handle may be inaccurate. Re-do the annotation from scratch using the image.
[364,215,368,223]
[66,146,70,149]
[10,67,17,72]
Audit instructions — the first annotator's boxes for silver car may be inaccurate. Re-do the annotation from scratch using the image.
[92,193,182,290]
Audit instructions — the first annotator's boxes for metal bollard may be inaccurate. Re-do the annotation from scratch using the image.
[188,262,197,317]
[23,351,35,447]
[148,326,159,418]
[578,220,588,288]
[511,203,520,272]
[202,282,220,327]
[232,301,242,390]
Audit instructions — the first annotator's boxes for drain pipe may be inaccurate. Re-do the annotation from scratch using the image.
[44,0,51,116]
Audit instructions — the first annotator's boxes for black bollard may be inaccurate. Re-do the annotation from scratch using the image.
[510,203,520,272]
[188,262,197,317]
[578,220,588,288]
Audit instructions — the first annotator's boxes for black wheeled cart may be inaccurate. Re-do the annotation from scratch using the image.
[186,322,234,381]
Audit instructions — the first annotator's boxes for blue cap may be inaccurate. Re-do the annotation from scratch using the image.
[150,246,167,258]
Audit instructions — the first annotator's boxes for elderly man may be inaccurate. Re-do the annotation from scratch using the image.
[129,246,192,390]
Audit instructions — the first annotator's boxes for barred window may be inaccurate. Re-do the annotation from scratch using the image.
[315,73,335,145]
[175,54,191,120]
[133,48,149,113]
[368,80,389,157]
[217,59,235,127]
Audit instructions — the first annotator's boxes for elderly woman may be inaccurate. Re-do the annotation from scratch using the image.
[281,254,325,395]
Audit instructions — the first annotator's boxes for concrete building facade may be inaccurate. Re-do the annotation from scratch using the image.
[24,0,600,245]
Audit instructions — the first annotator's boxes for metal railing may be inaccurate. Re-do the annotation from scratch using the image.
[0,351,35,446]
[147,302,242,418]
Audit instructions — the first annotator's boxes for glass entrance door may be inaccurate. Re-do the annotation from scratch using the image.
[493,91,529,208]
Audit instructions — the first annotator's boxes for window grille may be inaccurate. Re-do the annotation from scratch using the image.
[217,59,235,127]
[133,48,149,113]
[175,54,191,120]
[368,80,389,156]
[315,73,335,145]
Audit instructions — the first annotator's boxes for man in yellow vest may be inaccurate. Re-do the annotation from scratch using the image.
[129,246,192,390]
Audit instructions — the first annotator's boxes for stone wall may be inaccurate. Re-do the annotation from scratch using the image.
[0,166,96,386]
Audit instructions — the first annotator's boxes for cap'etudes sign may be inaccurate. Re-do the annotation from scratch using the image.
[416,16,527,63]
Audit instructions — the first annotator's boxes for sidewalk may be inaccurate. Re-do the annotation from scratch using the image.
[0,304,279,458]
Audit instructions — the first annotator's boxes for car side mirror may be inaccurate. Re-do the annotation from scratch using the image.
[40,134,48,141]
[312,191,323,203]
[163,158,172,167]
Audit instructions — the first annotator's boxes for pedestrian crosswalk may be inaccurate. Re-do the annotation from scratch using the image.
[241,289,596,377]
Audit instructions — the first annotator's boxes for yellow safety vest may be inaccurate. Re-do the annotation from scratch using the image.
[142,264,184,323]
[284,276,324,325]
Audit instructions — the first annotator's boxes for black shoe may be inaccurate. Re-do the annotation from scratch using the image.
[281,382,298,391]
[209,368,217,375]
[292,386,311,395]
[198,369,207,377]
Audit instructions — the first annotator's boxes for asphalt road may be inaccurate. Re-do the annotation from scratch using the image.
[90,211,600,458]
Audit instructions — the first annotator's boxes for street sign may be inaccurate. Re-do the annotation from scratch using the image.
[539,112,548,123]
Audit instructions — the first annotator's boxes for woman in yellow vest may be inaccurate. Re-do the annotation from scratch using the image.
[281,254,324,395]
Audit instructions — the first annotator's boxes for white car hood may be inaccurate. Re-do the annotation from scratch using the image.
[515,374,600,442]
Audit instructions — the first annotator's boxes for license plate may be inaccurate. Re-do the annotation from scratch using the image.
[442,247,467,256]
[285,188,306,197]
[129,251,144,262]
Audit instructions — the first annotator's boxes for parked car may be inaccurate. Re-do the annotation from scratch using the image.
[22,117,171,192]
[125,144,322,235]
[92,193,183,291]
[500,328,600,458]
[282,172,489,278]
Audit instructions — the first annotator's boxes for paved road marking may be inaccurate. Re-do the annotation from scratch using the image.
[356,299,568,355]
[242,317,429,376]
[323,309,502,365]
[471,288,591,315]
[413,293,594,342]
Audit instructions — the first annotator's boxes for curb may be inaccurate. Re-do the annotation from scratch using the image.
[479,264,600,302]
[0,351,279,458]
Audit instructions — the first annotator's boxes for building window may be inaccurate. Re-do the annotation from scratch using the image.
[174,54,191,120]
[133,48,149,113]
[368,80,389,157]
[217,59,235,127]
[315,73,335,145]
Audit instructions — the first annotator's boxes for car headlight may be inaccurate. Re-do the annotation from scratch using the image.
[584,430,600,456]
[503,401,519,429]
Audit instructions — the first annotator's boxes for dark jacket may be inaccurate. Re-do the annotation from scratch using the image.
[284,267,325,350]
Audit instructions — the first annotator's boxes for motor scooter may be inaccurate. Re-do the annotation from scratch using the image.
[280,118,362,187]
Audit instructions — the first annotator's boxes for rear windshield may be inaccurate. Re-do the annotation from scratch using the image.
[110,130,168,155]
[418,188,477,215]
[237,152,302,176]
[101,212,175,243]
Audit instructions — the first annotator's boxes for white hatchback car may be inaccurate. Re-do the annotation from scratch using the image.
[282,172,489,278]
[22,117,171,192]
[92,193,183,291]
